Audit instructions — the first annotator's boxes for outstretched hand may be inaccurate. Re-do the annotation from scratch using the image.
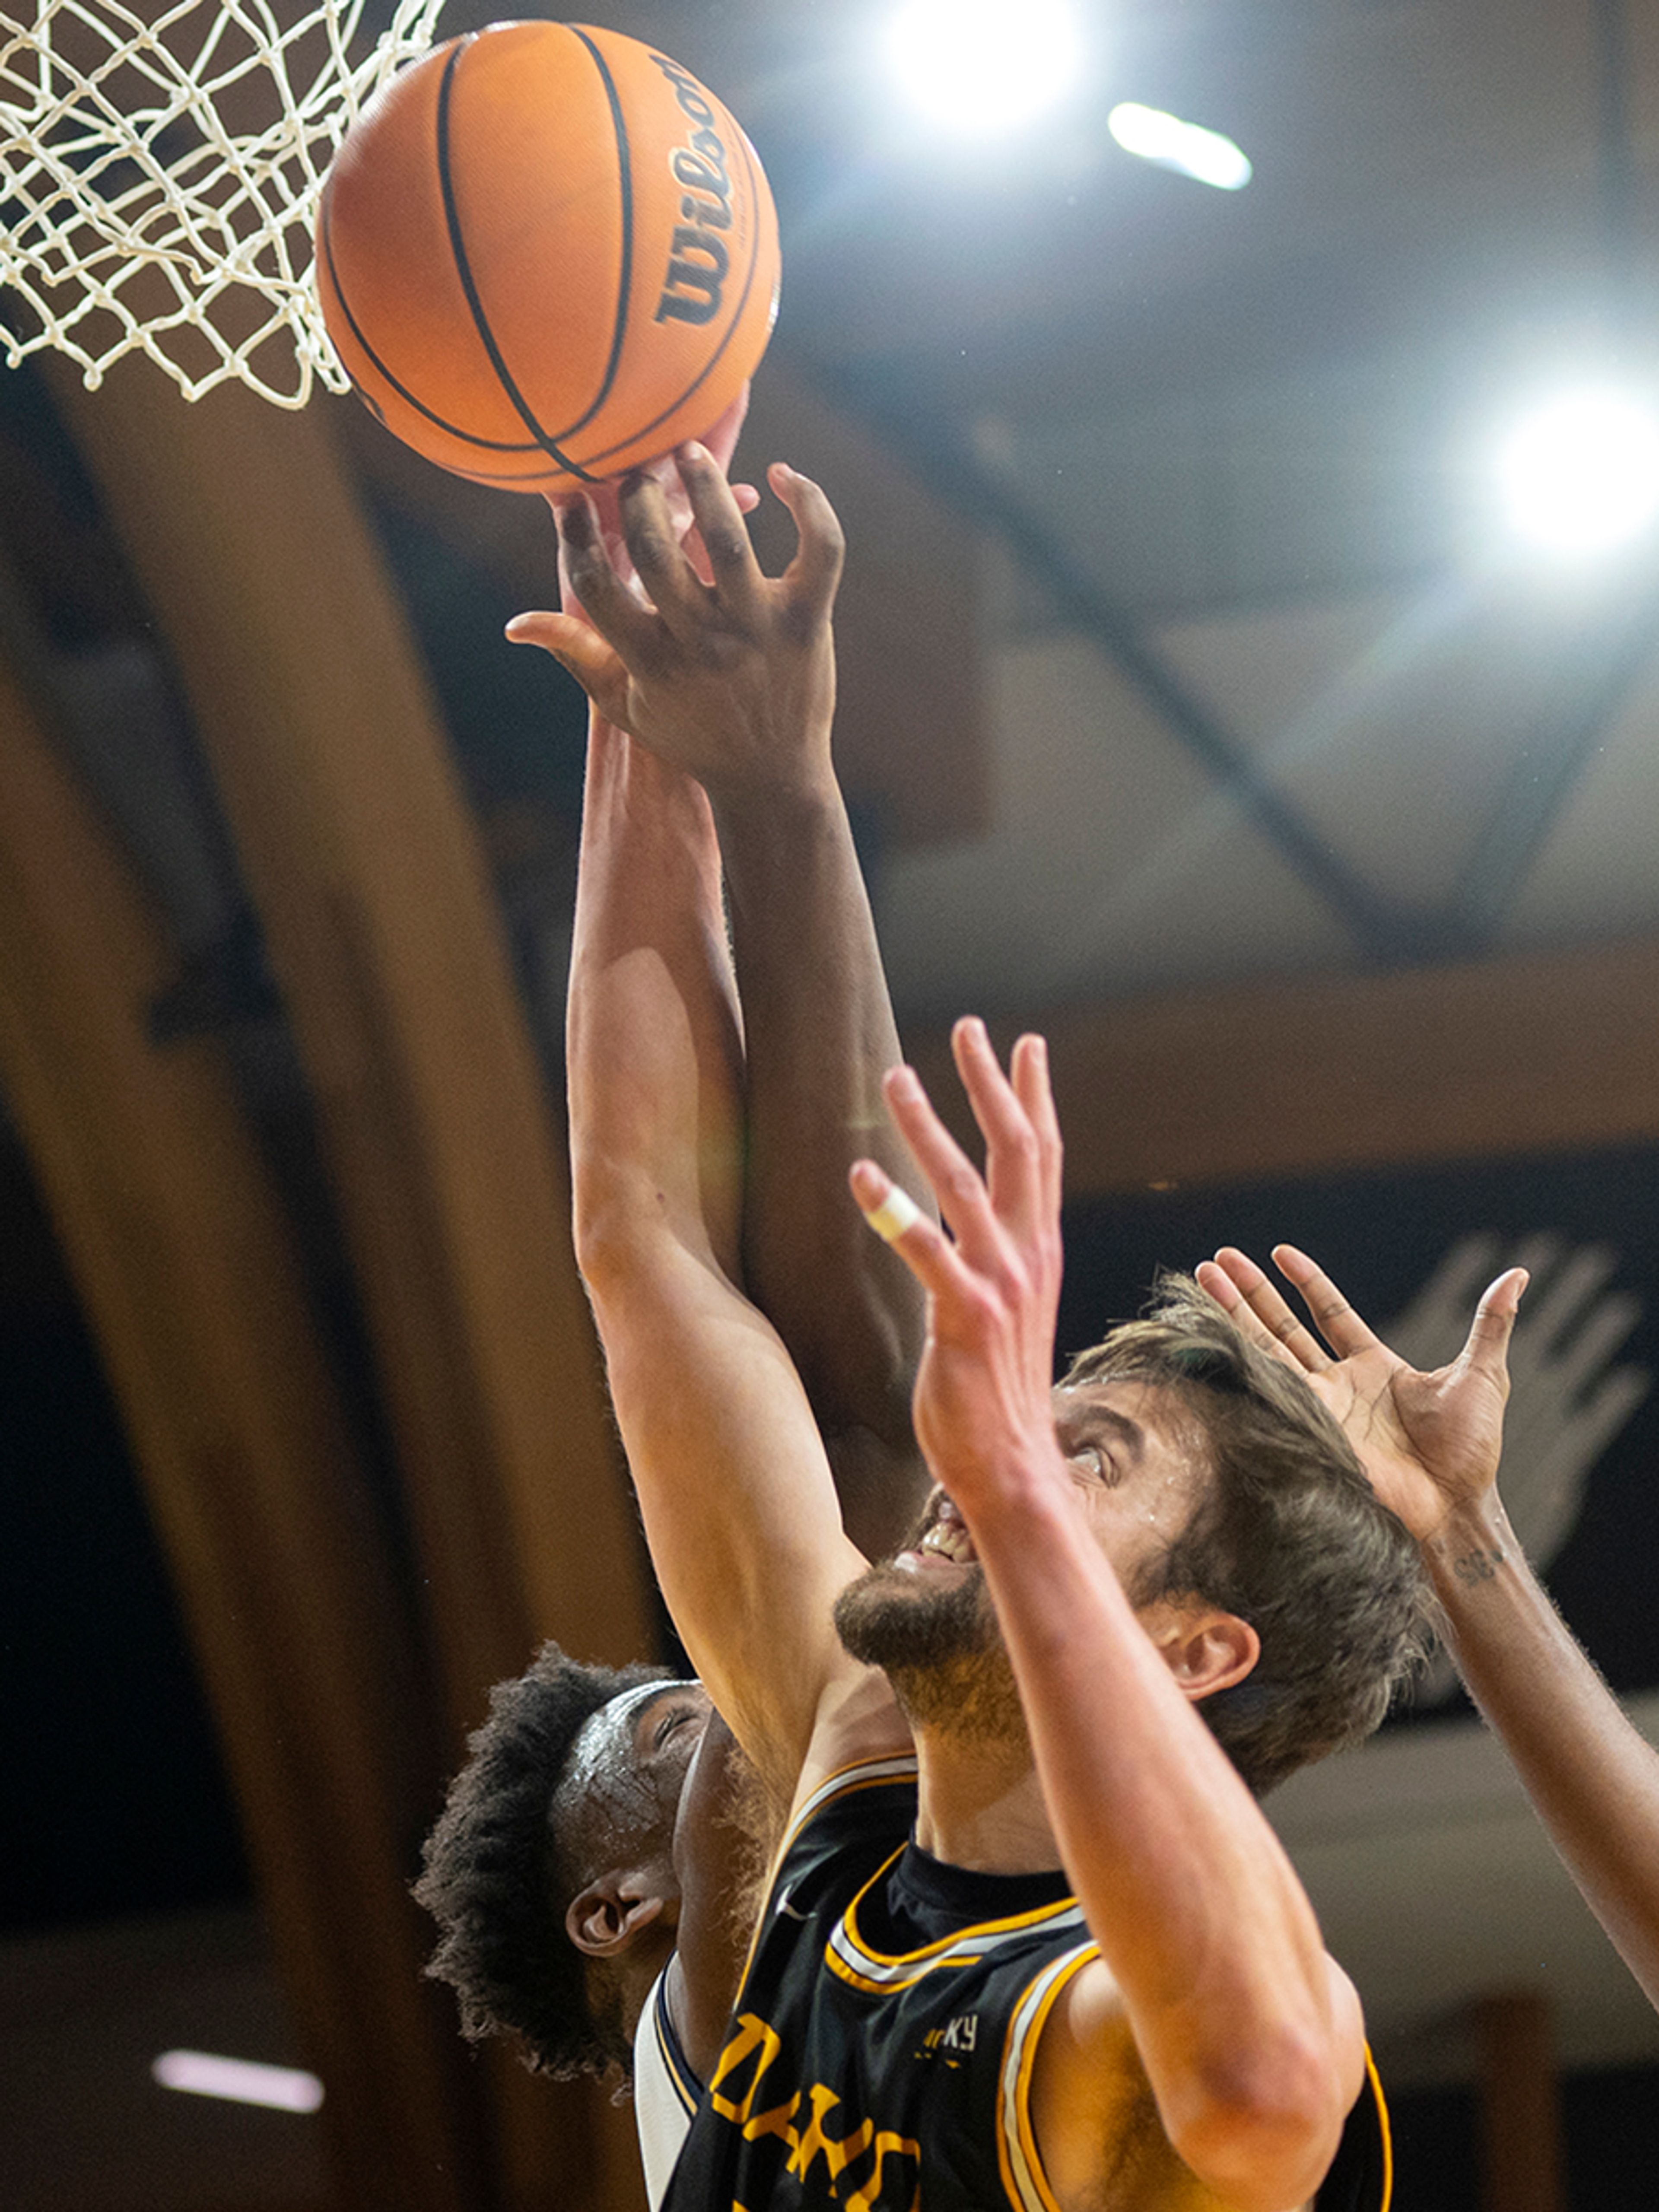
[848,1019,1065,1520]
[1196,1245,1527,1542]
[508,431,843,796]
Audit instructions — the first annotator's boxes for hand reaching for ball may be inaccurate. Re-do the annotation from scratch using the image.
[508,436,844,799]
[545,385,754,614]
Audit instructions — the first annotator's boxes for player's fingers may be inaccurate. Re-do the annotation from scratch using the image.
[675,442,765,604]
[880,1061,1002,1264]
[554,498,660,658]
[771,463,846,626]
[617,469,707,635]
[1009,1033,1063,1222]
[1270,1243,1380,1359]
[850,1159,971,1302]
[952,1018,1048,1237]
[550,480,632,577]
[678,486,763,587]
[1196,1259,1286,1358]
[1460,1267,1528,1392]
[1210,1246,1334,1372]
[505,610,630,716]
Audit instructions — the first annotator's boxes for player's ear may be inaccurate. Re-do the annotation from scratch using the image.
[566,1869,671,1959]
[1141,1602,1260,1702]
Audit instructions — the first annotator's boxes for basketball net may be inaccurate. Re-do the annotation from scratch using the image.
[0,0,446,406]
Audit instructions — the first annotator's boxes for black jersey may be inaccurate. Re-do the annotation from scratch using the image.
[661,1754,1390,2212]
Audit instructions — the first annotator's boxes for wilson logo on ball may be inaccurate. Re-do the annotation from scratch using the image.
[652,51,732,328]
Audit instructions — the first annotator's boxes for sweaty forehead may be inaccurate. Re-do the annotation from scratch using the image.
[552,1680,691,1822]
[1055,1373,1186,1433]
[1055,1376,1211,1480]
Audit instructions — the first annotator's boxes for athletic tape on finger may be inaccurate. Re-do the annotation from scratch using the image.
[862,1186,922,1243]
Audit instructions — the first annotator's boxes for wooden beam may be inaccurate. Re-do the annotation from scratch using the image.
[910,936,1659,1197]
[54,358,656,2212]
[0,655,486,2212]
[54,357,654,1711]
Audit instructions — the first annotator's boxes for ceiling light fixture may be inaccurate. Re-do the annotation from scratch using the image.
[152,2049,324,2113]
[1108,103,1252,191]
[884,0,1084,137]
[1496,389,1659,553]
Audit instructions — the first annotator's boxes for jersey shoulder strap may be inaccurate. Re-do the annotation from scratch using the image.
[632,1964,702,2211]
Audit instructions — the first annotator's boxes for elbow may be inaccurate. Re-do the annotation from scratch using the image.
[568,1149,658,1301]
[1166,2029,1350,2212]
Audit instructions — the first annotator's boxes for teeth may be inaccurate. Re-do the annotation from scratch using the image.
[920,1522,973,1564]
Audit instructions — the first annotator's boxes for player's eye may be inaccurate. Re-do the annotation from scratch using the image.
[653,1705,696,1750]
[1065,1439,1125,1489]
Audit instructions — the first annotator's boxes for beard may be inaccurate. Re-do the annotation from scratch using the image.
[833,1539,1026,1748]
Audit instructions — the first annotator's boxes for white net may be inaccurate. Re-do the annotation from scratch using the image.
[0,0,447,406]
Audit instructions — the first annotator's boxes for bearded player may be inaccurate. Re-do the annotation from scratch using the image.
[550,446,1429,2210]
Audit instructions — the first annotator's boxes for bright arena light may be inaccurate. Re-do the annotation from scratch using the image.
[1497,390,1659,553]
[153,2049,324,2113]
[1108,102,1252,191]
[884,0,1083,137]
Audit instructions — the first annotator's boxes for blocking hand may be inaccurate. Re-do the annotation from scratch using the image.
[509,435,843,795]
[539,387,754,615]
[849,1019,1065,1519]
[1196,1243,1526,1543]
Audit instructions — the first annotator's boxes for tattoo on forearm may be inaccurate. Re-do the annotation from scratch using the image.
[1452,1546,1506,1586]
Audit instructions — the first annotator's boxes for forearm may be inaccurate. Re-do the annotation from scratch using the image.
[1428,1493,1659,2007]
[712,767,930,1545]
[567,717,743,1284]
[568,713,872,1784]
[973,1475,1354,2202]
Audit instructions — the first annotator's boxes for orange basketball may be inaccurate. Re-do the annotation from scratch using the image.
[315,21,780,493]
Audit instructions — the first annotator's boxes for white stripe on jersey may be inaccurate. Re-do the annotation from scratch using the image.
[632,1967,700,2210]
[998,1940,1098,2212]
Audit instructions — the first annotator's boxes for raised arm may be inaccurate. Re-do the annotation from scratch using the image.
[694,461,926,1540]
[851,1029,1363,2212]
[518,447,931,1563]
[539,461,893,1802]
[1201,1242,1659,2012]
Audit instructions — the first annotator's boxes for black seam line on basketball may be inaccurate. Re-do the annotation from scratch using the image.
[572,111,769,473]
[436,36,598,481]
[545,24,633,442]
[320,162,553,455]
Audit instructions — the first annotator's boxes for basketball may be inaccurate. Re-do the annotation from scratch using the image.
[315,22,780,493]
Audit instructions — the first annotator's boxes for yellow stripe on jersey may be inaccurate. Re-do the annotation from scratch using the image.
[1367,2048,1393,2212]
[824,1848,1087,1996]
[837,1855,1089,1973]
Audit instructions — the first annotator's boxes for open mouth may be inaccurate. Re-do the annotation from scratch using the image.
[896,1494,978,1573]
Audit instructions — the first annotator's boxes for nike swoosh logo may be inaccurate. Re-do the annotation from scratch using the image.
[776,1894,808,1921]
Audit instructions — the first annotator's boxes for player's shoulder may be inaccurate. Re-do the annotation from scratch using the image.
[783,1662,916,1836]
[1029,1960,1387,2212]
